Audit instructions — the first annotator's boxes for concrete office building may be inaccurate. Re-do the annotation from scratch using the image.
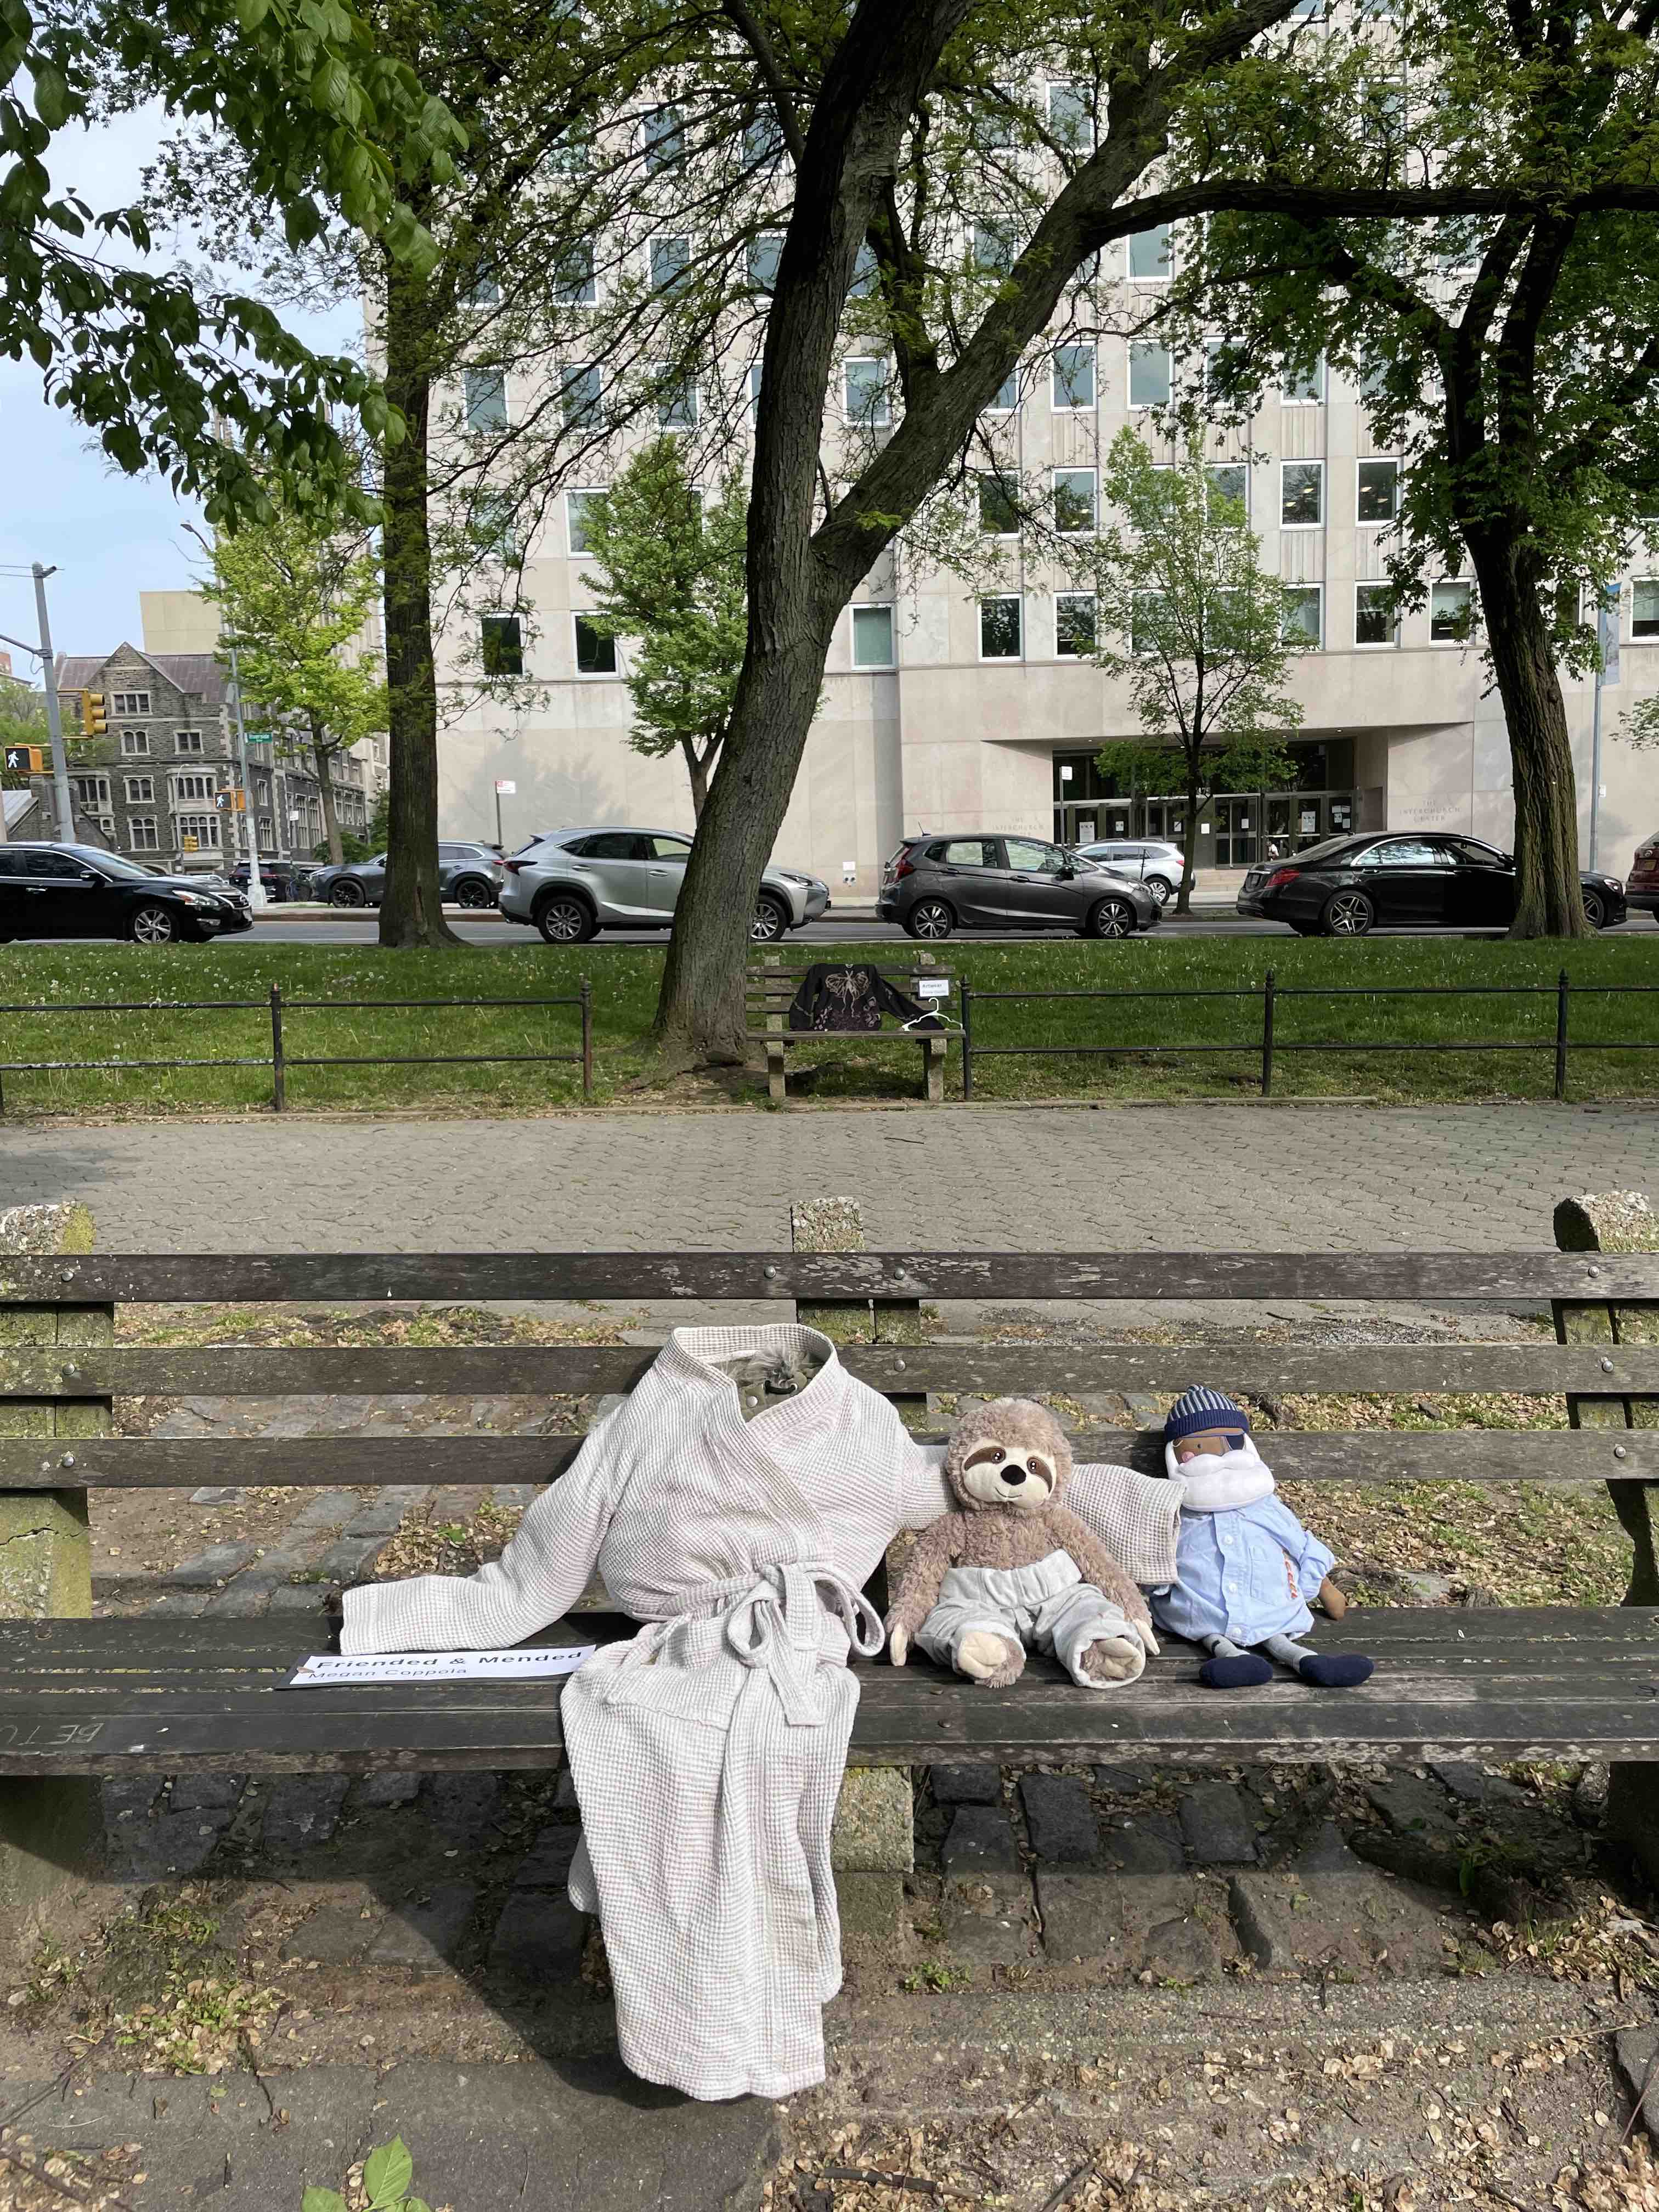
[430,240,1659,898]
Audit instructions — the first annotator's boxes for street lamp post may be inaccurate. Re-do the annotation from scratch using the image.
[32,566,74,841]
[223,635,268,909]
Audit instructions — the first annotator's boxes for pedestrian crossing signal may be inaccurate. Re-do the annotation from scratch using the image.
[3,744,46,774]
[214,789,247,812]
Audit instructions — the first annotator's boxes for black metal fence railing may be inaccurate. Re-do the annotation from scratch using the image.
[958,969,1659,1101]
[0,979,593,1114]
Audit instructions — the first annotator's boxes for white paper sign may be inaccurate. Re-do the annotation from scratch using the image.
[915,977,950,998]
[283,1646,595,1689]
[494,778,517,794]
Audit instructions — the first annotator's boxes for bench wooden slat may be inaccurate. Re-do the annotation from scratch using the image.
[6,1426,1656,1490]
[8,1341,1659,1401]
[0,1609,1650,1773]
[8,1251,1659,1305]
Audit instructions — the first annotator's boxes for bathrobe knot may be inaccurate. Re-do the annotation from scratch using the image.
[723,1561,884,1724]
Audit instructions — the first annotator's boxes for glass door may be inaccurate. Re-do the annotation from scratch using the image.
[1211,797,1260,867]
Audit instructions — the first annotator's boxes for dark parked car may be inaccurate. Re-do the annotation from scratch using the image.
[878,834,1161,939]
[1237,832,1627,935]
[225,859,303,902]
[309,842,504,909]
[0,843,252,945]
[1627,831,1659,922]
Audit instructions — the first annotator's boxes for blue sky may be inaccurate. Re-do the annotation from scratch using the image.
[0,106,355,673]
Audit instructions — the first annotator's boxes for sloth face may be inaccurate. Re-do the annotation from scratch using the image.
[956,1435,1057,1511]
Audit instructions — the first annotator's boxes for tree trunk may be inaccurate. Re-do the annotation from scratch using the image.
[312,717,344,866]
[655,629,833,1062]
[679,737,710,821]
[1465,535,1591,939]
[376,235,461,951]
[1176,756,1203,917]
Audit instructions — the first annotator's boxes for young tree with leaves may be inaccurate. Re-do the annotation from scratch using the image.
[578,439,748,819]
[201,502,388,866]
[1085,430,1300,914]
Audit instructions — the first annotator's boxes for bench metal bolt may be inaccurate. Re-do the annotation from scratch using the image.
[764,1265,778,1279]
[58,1454,74,1470]
[1615,1446,1629,1459]
[1602,1357,1616,1372]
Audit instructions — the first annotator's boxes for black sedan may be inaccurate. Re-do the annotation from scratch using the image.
[0,843,253,945]
[1237,833,1627,935]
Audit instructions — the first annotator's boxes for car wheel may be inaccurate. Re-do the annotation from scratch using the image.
[1321,889,1374,938]
[1144,876,1174,906]
[534,892,596,945]
[328,879,366,907]
[129,902,178,946]
[1582,888,1607,930]
[1087,896,1136,940]
[904,899,955,940]
[751,894,789,944]
[453,874,495,910]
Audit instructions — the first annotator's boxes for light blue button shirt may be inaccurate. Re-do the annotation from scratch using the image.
[1149,1496,1335,1647]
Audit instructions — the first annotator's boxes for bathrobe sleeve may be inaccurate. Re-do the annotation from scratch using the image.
[340,1409,624,1654]
[891,1432,1182,1589]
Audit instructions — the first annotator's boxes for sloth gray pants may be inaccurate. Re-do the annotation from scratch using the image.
[914,1550,1146,1687]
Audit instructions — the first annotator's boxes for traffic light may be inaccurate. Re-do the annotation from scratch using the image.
[82,691,106,737]
[3,745,46,774]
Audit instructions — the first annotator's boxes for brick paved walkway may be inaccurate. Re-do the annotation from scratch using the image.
[3,1101,1654,1251]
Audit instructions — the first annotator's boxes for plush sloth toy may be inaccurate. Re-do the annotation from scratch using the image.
[885,1398,1159,1689]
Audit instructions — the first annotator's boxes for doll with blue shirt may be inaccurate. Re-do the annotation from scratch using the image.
[1153,1386,1375,1690]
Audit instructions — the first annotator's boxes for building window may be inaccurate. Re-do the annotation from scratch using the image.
[1128,223,1172,280]
[748,233,783,292]
[650,235,690,295]
[464,369,509,430]
[574,616,617,675]
[656,372,698,430]
[1280,460,1324,527]
[978,473,1020,536]
[481,614,524,676]
[176,813,221,850]
[1357,458,1401,524]
[1128,341,1171,409]
[970,96,1015,150]
[176,730,205,754]
[986,364,1019,413]
[123,775,154,804]
[561,364,602,426]
[1131,591,1170,656]
[1282,358,1325,403]
[972,217,1018,275]
[1047,83,1093,149]
[1052,343,1096,410]
[1430,580,1472,640]
[849,242,879,298]
[475,489,521,563]
[1282,585,1323,646]
[566,492,600,556]
[748,360,764,414]
[171,771,214,804]
[744,111,785,167]
[464,269,500,305]
[72,774,111,808]
[554,241,595,306]
[128,816,159,851]
[979,596,1023,659]
[1052,469,1097,535]
[1355,583,1399,646]
[851,605,895,668]
[1056,593,1097,657]
[1206,463,1249,522]
[1632,579,1659,636]
[119,728,149,755]
[111,692,150,715]
[643,104,685,171]
[844,356,890,426]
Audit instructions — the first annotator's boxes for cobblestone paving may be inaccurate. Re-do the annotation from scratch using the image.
[5,1101,1656,1252]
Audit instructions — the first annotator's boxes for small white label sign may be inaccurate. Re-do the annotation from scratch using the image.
[915,977,950,999]
[494,778,517,795]
[283,1646,595,1689]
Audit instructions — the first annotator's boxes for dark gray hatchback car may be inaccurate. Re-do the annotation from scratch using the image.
[878,834,1161,939]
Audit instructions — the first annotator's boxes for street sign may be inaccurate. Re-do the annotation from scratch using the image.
[494,778,516,794]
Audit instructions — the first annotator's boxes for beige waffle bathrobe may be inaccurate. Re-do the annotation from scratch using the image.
[342,1325,1180,2102]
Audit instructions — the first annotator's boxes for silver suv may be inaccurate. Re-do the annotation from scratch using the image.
[1069,839,1189,904]
[499,827,831,944]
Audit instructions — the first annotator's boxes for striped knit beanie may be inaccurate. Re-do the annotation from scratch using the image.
[1164,1385,1250,1446]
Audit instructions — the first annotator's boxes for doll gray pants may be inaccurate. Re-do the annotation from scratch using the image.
[914,1549,1146,1688]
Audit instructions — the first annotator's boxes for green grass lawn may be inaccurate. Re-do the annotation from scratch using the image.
[0,932,1654,1116]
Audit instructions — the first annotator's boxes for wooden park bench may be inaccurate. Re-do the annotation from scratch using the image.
[746,957,954,1103]
[1,1199,1656,1944]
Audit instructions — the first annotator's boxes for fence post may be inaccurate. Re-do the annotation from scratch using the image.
[269,982,286,1113]
[1554,968,1570,1102]
[579,976,593,1099]
[960,978,974,1100]
[1260,969,1277,1098]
